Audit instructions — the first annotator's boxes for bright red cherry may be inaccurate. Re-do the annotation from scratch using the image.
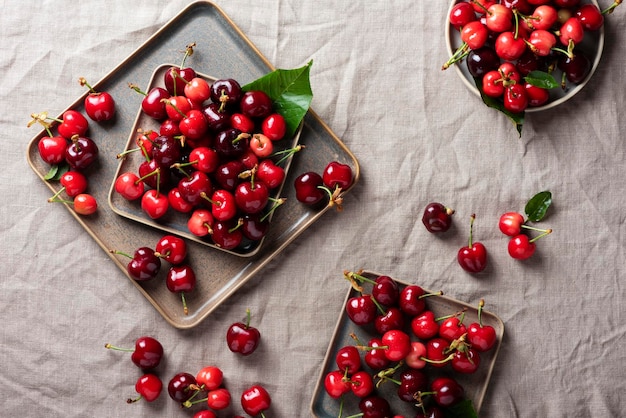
[576,4,604,31]
[164,59,197,97]
[72,193,98,215]
[485,3,513,32]
[457,214,488,273]
[294,171,325,205]
[235,180,270,214]
[38,135,67,165]
[460,21,489,50]
[127,374,162,403]
[196,366,224,391]
[249,133,274,158]
[449,1,476,30]
[503,83,528,114]
[256,159,285,189]
[155,235,187,265]
[206,388,231,410]
[105,336,164,370]
[166,264,196,315]
[187,208,214,237]
[261,113,287,140]
[346,294,377,325]
[80,77,116,121]
[381,329,411,362]
[114,172,144,201]
[350,370,375,398]
[335,345,361,374]
[56,110,89,139]
[241,384,271,416]
[364,337,390,370]
[324,369,351,399]
[141,189,169,219]
[211,219,244,250]
[508,234,536,259]
[226,308,261,356]
[411,310,440,340]
[498,211,525,236]
[439,315,467,343]
[60,171,88,197]
[451,348,481,374]
[184,76,211,104]
[559,16,585,46]
[323,161,353,190]
[467,299,497,352]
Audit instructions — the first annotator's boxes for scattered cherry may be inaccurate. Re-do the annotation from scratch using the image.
[457,214,488,273]
[105,336,164,370]
[226,308,261,356]
[127,374,162,403]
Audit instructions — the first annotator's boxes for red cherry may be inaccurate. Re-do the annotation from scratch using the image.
[210,78,243,109]
[114,246,161,282]
[105,336,164,370]
[528,29,556,56]
[80,77,116,121]
[155,235,187,265]
[184,77,211,104]
[294,171,325,205]
[422,202,455,233]
[187,208,214,237]
[508,234,536,259]
[498,211,525,236]
[189,146,219,174]
[439,315,467,342]
[336,345,362,374]
[164,64,197,97]
[134,86,170,120]
[256,159,285,189]
[381,329,411,362]
[503,83,528,114]
[261,113,287,140]
[460,21,489,50]
[72,193,98,215]
[485,3,513,32]
[226,308,261,356]
[168,372,197,404]
[324,370,351,399]
[208,189,237,221]
[166,264,196,315]
[495,31,527,61]
[467,299,498,352]
[374,306,405,334]
[114,172,144,201]
[60,171,88,197]
[249,133,274,158]
[364,338,390,370]
[524,82,550,107]
[323,161,353,190]
[346,294,377,325]
[235,180,269,214]
[196,366,224,391]
[230,112,255,133]
[431,377,465,407]
[372,275,399,306]
[482,70,505,98]
[127,374,162,403]
[404,341,427,369]
[449,1,476,30]
[211,219,243,250]
[241,384,271,416]
[193,411,217,418]
[576,4,604,31]
[350,370,375,398]
[559,17,585,46]
[178,170,213,207]
[411,310,440,340]
[65,135,99,170]
[38,135,67,165]
[56,110,89,139]
[141,189,169,219]
[425,337,450,368]
[206,388,231,410]
[530,5,558,30]
[179,109,209,140]
[168,187,194,213]
[240,90,273,119]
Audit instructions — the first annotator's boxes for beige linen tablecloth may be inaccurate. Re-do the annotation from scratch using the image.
[2,1,625,416]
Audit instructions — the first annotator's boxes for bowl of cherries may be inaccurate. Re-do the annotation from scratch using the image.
[444,0,619,118]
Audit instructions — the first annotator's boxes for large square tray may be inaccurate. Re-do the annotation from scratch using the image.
[26,1,360,329]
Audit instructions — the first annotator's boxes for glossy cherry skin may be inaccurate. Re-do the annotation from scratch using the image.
[467,322,497,352]
[261,113,287,140]
[559,52,591,84]
[374,307,405,334]
[335,345,361,374]
[256,159,285,189]
[240,90,273,119]
[294,171,325,205]
[397,368,428,402]
[215,128,249,159]
[38,136,67,165]
[495,31,527,61]
[460,21,488,50]
[525,82,550,107]
[451,348,481,374]
[166,265,196,294]
[324,369,350,399]
[141,189,169,220]
[202,102,231,132]
[169,187,194,213]
[196,366,224,391]
[404,341,427,370]
[57,110,89,139]
[215,161,245,191]
[167,372,197,403]
[141,87,170,120]
[411,310,440,340]
[381,329,411,362]
[65,136,98,170]
[358,396,391,418]
[372,275,399,306]
[241,214,269,241]
[449,1,476,29]
[422,202,454,233]
[466,47,501,78]
[458,241,488,273]
[230,113,255,133]
[210,78,242,109]
[155,235,187,265]
[431,377,465,407]
[60,171,88,197]
[576,4,604,31]
[249,133,274,158]
[178,170,212,207]
[72,194,97,215]
[439,316,467,342]
[350,370,374,398]
[211,219,243,250]
[499,212,525,236]
[129,336,164,370]
[189,146,219,174]
[235,180,269,214]
[508,234,536,259]
[398,285,427,317]
[84,90,116,122]
[345,294,377,325]
[164,66,196,96]
[226,311,261,356]
[187,209,214,237]
[425,338,450,368]
[323,161,353,190]
[364,338,390,370]
[130,373,162,403]
[138,159,170,191]
[127,247,161,281]
[115,172,144,201]
[241,384,271,416]
[152,135,181,168]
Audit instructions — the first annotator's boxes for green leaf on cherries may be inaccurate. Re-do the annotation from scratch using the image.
[443,399,478,418]
[525,190,552,222]
[44,163,69,181]
[525,71,559,90]
[242,60,313,138]
[474,77,524,137]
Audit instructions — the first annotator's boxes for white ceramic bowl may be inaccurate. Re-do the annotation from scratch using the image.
[445,0,604,112]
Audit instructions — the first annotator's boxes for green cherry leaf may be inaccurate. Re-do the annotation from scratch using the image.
[44,163,69,181]
[474,77,524,137]
[525,70,559,89]
[443,399,478,418]
[242,60,313,137]
[525,190,552,222]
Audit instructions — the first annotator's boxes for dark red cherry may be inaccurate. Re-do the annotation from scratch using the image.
[202,102,231,132]
[65,135,99,170]
[239,90,273,119]
[167,372,197,404]
[294,171,325,205]
[466,47,501,78]
[210,78,242,109]
[215,128,249,159]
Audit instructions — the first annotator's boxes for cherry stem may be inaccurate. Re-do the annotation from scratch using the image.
[27,112,54,137]
[272,144,305,166]
[180,42,196,69]
[128,83,147,96]
[79,77,97,94]
[602,0,622,15]
[419,290,444,300]
[103,343,133,352]
[181,292,189,315]
[317,184,344,211]
[467,214,477,248]
[228,218,244,234]
[218,90,229,113]
[47,187,67,203]
[529,228,553,243]
[244,308,252,328]
[343,270,368,292]
[260,197,286,222]
[109,249,134,260]
[477,298,485,327]
[442,42,469,70]
[126,395,143,404]
[521,224,551,233]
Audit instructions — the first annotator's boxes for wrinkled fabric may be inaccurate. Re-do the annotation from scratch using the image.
[2,1,626,417]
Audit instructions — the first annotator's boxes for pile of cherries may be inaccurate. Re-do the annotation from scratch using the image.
[112,234,197,315]
[322,271,497,417]
[28,77,117,215]
[105,331,271,417]
[445,0,621,113]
